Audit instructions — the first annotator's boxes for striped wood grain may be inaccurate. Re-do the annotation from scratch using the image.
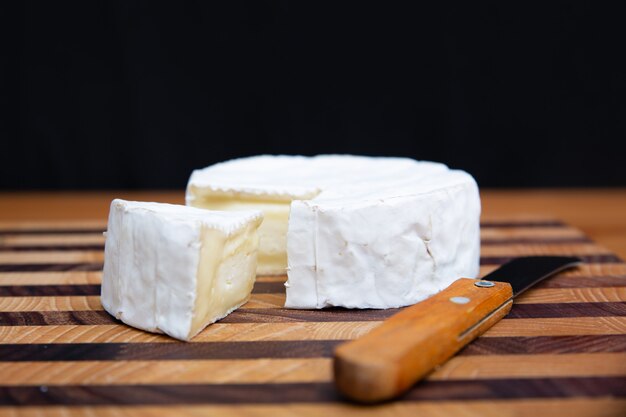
[0,243,614,264]
[1,262,624,286]
[2,286,625,314]
[2,353,625,386]
[1,399,625,417]
[1,336,626,360]
[0,218,625,414]
[0,234,105,246]
[2,315,626,343]
[0,379,625,405]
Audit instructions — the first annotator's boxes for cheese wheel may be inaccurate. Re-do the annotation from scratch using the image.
[186,155,480,309]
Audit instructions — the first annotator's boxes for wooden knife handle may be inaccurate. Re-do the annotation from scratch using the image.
[333,278,513,403]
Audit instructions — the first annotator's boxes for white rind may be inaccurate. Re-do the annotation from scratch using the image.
[286,176,480,308]
[186,155,481,309]
[101,199,263,340]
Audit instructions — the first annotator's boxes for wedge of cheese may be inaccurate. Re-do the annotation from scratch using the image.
[101,199,263,341]
[186,155,480,309]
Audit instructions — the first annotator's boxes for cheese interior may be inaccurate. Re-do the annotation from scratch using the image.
[189,194,299,275]
[190,219,260,338]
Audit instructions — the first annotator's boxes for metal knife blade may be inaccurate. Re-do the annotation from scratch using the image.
[481,256,582,297]
[334,256,582,403]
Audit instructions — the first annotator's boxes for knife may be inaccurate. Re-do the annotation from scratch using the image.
[333,256,582,403]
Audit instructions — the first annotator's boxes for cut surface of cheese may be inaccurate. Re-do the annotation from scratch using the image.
[101,199,263,341]
[186,155,480,309]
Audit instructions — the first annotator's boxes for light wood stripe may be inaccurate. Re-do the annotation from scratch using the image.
[480,244,613,257]
[0,220,107,230]
[516,287,626,303]
[242,294,286,308]
[1,353,624,386]
[0,296,103,312]
[256,275,287,283]
[0,325,170,344]
[0,234,105,246]
[484,317,626,337]
[0,272,103,286]
[430,353,626,380]
[0,252,104,264]
[4,285,624,313]
[0,322,381,344]
[1,399,624,417]
[480,227,586,239]
[0,294,284,312]
[0,359,331,385]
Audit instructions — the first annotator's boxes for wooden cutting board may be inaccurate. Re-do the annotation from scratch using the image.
[0,218,625,416]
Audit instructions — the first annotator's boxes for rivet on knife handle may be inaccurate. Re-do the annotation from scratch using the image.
[333,278,513,403]
[333,256,581,403]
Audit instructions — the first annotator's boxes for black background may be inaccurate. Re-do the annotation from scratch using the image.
[1,2,625,189]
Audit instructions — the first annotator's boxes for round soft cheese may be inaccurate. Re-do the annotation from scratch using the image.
[186,155,481,309]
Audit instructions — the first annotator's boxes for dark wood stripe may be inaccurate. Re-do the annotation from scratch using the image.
[507,302,626,318]
[0,263,104,272]
[402,377,626,401]
[3,275,624,297]
[223,303,626,323]
[0,245,105,252]
[535,275,626,289]
[480,254,623,265]
[461,335,626,355]
[0,378,624,406]
[0,340,344,361]
[481,237,592,245]
[0,285,101,297]
[0,220,561,236]
[0,282,283,297]
[480,220,566,228]
[0,308,399,326]
[0,311,118,326]
[2,335,626,362]
[0,229,104,235]
[219,308,401,323]
[252,281,285,294]
[2,303,625,327]
[0,254,620,273]
[0,238,592,252]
